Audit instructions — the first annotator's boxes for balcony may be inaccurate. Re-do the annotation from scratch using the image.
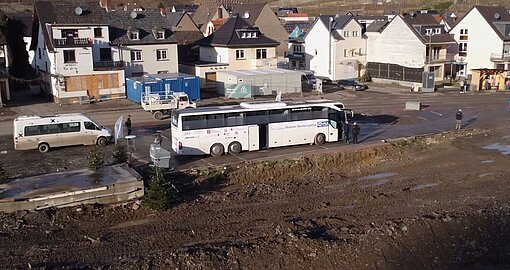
[93,60,125,71]
[426,53,455,63]
[251,57,277,68]
[53,38,92,47]
[490,52,510,62]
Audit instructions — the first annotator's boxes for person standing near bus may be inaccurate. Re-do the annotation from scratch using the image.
[125,115,132,135]
[352,122,360,144]
[342,121,351,144]
[154,131,162,146]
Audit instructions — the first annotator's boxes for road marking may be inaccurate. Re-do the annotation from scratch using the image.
[417,116,429,121]
[429,111,443,117]
[319,146,328,149]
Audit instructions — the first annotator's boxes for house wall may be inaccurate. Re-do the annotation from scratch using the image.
[227,47,277,69]
[173,13,200,31]
[450,8,502,76]
[367,16,425,69]
[123,43,178,77]
[25,37,34,66]
[254,5,288,57]
[305,20,331,79]
[199,46,229,63]
[332,19,366,80]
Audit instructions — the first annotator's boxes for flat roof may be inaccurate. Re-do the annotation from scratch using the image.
[217,68,304,77]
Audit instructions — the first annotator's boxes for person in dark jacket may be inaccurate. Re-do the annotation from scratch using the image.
[342,121,351,144]
[455,109,463,130]
[125,115,132,135]
[352,122,360,144]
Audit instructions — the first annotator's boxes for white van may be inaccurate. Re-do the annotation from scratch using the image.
[13,113,112,153]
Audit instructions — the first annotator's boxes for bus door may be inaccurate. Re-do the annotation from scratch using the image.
[258,124,268,149]
[248,126,259,151]
[328,111,341,141]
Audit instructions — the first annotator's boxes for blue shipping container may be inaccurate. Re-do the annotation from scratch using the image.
[125,77,163,103]
[146,73,201,100]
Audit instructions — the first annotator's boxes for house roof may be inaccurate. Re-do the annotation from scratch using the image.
[172,5,198,13]
[402,13,456,44]
[442,15,462,28]
[164,12,185,27]
[472,5,510,41]
[172,31,204,45]
[284,21,312,34]
[6,13,33,37]
[353,15,387,21]
[365,20,390,32]
[192,4,219,29]
[318,15,353,30]
[230,3,267,26]
[195,14,279,48]
[32,1,177,52]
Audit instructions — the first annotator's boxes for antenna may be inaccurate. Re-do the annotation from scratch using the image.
[244,11,249,18]
[130,11,138,19]
[75,6,83,16]
[494,13,501,20]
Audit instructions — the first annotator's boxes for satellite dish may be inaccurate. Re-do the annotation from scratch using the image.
[130,11,138,19]
[244,11,250,18]
[494,13,501,20]
[75,6,83,16]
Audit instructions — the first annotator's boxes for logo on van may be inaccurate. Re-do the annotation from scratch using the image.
[317,121,328,128]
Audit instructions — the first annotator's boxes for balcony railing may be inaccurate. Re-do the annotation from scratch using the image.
[286,51,305,59]
[490,52,510,62]
[426,53,455,63]
[93,60,125,71]
[251,57,277,68]
[53,38,92,47]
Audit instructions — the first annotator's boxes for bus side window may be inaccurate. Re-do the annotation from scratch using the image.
[269,109,290,123]
[246,111,268,125]
[207,114,225,128]
[312,107,327,119]
[291,108,312,121]
[225,113,243,127]
[183,115,206,130]
[41,124,60,134]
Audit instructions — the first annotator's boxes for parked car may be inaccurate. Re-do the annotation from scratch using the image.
[336,79,368,91]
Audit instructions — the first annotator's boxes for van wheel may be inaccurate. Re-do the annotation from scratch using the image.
[38,143,50,153]
[314,133,326,145]
[97,137,107,146]
[210,143,224,157]
[153,111,163,120]
[228,141,242,154]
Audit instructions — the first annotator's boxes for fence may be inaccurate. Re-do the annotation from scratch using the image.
[367,62,423,82]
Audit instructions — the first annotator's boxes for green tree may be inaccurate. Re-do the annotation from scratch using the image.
[112,144,128,164]
[142,167,178,211]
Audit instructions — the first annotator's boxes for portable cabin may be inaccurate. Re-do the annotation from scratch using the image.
[216,68,302,98]
[125,76,163,103]
[145,73,201,100]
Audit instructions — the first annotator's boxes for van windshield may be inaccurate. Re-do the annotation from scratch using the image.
[305,74,316,80]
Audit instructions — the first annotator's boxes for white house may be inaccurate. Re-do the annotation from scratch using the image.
[366,13,457,85]
[31,0,179,104]
[449,5,510,78]
[305,14,367,81]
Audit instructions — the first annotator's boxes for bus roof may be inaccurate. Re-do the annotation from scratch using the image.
[173,100,345,116]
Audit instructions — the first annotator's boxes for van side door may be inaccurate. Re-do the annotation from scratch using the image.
[61,122,83,146]
[83,121,100,145]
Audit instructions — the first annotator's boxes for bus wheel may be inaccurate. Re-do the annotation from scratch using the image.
[228,141,242,154]
[38,143,50,153]
[153,111,163,120]
[210,143,225,157]
[314,133,326,145]
[97,137,107,146]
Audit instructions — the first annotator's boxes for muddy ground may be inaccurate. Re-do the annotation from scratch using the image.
[1,126,510,269]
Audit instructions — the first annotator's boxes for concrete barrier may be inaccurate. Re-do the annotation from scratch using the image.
[405,101,422,110]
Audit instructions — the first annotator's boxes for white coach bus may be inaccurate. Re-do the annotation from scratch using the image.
[14,113,112,153]
[171,100,353,156]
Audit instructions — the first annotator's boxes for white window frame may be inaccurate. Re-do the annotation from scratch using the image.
[425,28,433,35]
[131,50,142,61]
[343,49,348,57]
[352,30,358,37]
[256,48,267,59]
[156,49,168,61]
[434,28,441,34]
[129,32,139,40]
[156,31,165,39]
[343,31,349,37]
[236,49,245,60]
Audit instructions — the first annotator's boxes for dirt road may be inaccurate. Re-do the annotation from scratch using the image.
[1,124,509,269]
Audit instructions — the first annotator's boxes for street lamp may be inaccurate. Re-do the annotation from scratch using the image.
[328,17,334,75]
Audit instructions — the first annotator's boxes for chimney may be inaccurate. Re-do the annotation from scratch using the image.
[160,7,166,16]
[99,0,112,11]
[217,7,223,19]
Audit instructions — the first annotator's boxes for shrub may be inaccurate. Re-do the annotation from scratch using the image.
[359,71,372,82]
[112,144,128,164]
[88,146,105,170]
[142,167,178,211]
[0,162,7,182]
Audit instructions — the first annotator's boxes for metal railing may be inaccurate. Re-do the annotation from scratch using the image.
[426,53,455,63]
[93,60,125,71]
[490,52,510,61]
[53,38,92,47]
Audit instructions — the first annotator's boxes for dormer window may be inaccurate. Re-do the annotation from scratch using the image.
[434,28,441,34]
[129,31,139,40]
[253,32,257,38]
[241,32,246,38]
[247,32,252,38]
[425,28,433,35]
[156,31,165,39]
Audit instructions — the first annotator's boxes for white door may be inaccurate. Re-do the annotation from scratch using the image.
[248,126,259,151]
